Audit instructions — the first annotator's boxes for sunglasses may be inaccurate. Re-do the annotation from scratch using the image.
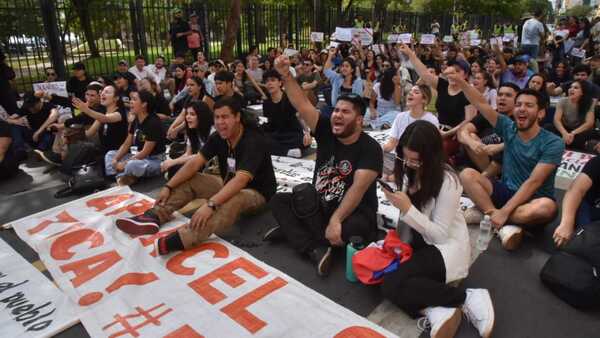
[395,156,422,168]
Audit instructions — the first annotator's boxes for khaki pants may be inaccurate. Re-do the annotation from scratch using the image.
[153,173,266,248]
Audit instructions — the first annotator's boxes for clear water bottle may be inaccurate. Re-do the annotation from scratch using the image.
[477,215,492,251]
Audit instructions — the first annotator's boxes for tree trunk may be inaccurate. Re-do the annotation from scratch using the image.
[72,0,99,57]
[220,0,241,62]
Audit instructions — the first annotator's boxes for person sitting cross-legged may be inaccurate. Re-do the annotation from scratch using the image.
[265,55,382,277]
[553,156,600,247]
[115,97,277,255]
[453,72,565,251]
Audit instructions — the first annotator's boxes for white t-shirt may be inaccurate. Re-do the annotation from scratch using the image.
[389,111,439,140]
[146,65,167,84]
[128,66,156,82]
[521,18,544,45]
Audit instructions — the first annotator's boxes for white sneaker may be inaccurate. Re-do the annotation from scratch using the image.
[422,306,461,338]
[464,207,484,225]
[498,225,523,251]
[286,148,302,158]
[463,288,494,338]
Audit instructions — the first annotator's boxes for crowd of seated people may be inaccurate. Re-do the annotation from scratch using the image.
[5,13,600,337]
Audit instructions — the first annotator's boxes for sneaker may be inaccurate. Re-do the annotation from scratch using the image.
[262,225,285,242]
[421,307,462,338]
[153,237,169,256]
[117,175,137,186]
[286,148,302,158]
[464,207,484,225]
[34,149,61,166]
[116,213,160,236]
[308,246,332,277]
[462,288,494,338]
[498,225,523,251]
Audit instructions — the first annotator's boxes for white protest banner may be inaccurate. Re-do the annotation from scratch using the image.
[352,28,373,45]
[283,48,299,57]
[32,81,68,98]
[8,187,396,338]
[310,32,324,42]
[0,238,79,338]
[398,33,412,44]
[443,35,454,43]
[372,44,386,55]
[571,47,586,59]
[387,34,401,43]
[420,34,435,45]
[334,27,353,42]
[556,151,595,190]
[470,38,481,46]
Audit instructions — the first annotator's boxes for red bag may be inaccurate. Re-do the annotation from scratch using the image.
[352,230,413,285]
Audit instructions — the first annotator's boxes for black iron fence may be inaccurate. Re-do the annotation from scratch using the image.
[0,0,516,91]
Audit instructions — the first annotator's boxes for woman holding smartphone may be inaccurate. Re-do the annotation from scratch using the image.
[381,121,494,338]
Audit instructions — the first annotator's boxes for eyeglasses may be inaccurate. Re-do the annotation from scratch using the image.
[396,156,422,168]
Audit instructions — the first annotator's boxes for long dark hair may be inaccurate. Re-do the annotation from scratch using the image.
[573,79,594,120]
[394,120,456,211]
[342,57,358,83]
[188,76,206,99]
[134,89,156,115]
[184,100,213,153]
[379,67,397,101]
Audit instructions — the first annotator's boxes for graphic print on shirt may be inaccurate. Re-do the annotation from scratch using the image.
[315,156,353,204]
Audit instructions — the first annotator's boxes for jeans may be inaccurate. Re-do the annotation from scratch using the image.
[381,231,466,317]
[269,192,377,253]
[363,109,399,130]
[10,124,54,154]
[521,44,539,59]
[104,150,163,178]
[151,173,266,248]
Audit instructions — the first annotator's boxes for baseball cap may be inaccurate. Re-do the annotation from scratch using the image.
[512,54,530,64]
[118,59,129,66]
[448,59,470,75]
[72,62,85,70]
[190,11,198,17]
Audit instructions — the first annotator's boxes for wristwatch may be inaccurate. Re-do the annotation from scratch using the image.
[207,199,219,211]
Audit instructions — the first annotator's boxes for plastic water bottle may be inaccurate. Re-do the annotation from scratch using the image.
[477,215,492,251]
[346,236,364,282]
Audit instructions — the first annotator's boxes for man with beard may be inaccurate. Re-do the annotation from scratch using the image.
[169,8,191,58]
[454,71,564,251]
[264,55,382,277]
[499,54,534,89]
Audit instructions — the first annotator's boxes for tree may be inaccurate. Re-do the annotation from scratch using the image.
[220,0,241,62]
[72,0,99,57]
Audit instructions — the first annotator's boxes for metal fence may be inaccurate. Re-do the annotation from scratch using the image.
[0,0,516,91]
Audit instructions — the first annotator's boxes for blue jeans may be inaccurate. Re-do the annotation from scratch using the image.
[10,125,54,153]
[521,44,539,58]
[575,199,600,228]
[364,109,399,130]
[104,150,163,179]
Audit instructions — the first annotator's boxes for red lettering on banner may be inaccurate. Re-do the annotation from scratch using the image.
[188,257,268,304]
[221,277,287,333]
[164,324,205,338]
[78,272,159,306]
[105,199,153,217]
[44,223,84,241]
[86,194,134,212]
[334,326,387,338]
[27,210,78,235]
[167,242,229,276]
[102,303,172,338]
[60,250,122,288]
[50,228,104,260]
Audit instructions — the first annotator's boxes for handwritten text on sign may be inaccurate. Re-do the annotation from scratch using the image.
[9,187,395,337]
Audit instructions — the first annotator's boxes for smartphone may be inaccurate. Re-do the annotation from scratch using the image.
[377,178,396,193]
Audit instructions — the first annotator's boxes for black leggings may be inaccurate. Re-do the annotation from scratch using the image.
[381,231,466,318]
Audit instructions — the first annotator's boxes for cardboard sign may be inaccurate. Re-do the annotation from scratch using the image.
[334,27,353,42]
[283,48,299,57]
[571,47,586,59]
[398,33,412,44]
[443,35,454,43]
[8,186,396,338]
[387,34,401,43]
[32,81,68,97]
[328,41,339,49]
[420,34,435,45]
[352,28,373,45]
[310,32,324,42]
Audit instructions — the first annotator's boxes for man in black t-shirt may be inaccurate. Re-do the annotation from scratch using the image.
[554,156,600,247]
[266,55,382,276]
[213,70,246,108]
[457,83,519,177]
[8,93,58,157]
[66,62,91,100]
[115,97,276,255]
[169,8,191,57]
[262,69,307,157]
[0,119,17,179]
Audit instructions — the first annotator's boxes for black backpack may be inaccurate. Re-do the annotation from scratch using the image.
[540,225,600,309]
[55,142,106,198]
[60,141,101,176]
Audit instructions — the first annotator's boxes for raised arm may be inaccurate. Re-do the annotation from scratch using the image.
[448,72,499,126]
[274,55,319,131]
[396,43,438,88]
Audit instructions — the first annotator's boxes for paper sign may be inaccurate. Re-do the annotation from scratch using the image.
[502,33,515,41]
[399,33,412,44]
[571,47,586,58]
[443,35,454,43]
[372,44,386,55]
[283,48,299,57]
[32,81,68,97]
[352,28,373,45]
[470,39,481,46]
[468,30,479,39]
[334,27,353,41]
[310,32,324,42]
[490,37,503,48]
[328,41,339,49]
[387,34,401,43]
[420,34,435,45]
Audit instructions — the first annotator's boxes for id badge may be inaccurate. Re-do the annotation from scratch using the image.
[227,157,236,173]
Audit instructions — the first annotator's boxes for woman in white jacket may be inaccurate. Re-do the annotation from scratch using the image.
[381,120,494,338]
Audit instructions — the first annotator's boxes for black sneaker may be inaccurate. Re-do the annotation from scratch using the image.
[308,246,332,277]
[34,149,61,166]
[116,212,160,235]
[262,225,285,242]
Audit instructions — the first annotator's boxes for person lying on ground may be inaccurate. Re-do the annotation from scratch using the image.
[454,75,564,251]
[116,97,276,255]
[265,55,382,277]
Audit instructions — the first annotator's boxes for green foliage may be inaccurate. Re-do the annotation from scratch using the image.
[564,5,594,19]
